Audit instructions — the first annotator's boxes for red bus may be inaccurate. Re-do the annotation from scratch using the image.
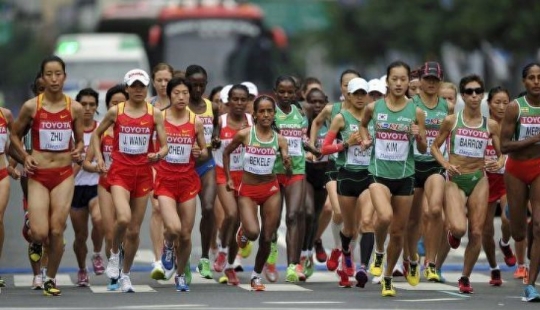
[97,1,289,91]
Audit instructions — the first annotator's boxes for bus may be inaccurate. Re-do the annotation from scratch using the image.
[54,33,151,118]
[97,0,289,92]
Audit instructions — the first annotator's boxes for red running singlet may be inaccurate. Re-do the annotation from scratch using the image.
[31,94,73,152]
[112,102,155,166]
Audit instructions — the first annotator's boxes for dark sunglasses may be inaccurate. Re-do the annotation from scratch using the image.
[463,87,484,95]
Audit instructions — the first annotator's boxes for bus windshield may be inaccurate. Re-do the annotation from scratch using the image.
[163,19,276,90]
[65,60,140,83]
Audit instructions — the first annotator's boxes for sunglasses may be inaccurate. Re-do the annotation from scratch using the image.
[463,87,484,95]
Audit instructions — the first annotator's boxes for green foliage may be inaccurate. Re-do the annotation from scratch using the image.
[321,0,540,65]
[0,22,48,88]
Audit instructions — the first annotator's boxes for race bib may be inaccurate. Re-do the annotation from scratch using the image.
[118,133,150,154]
[39,129,71,151]
[453,128,488,158]
[346,145,370,166]
[414,129,445,156]
[0,131,7,153]
[374,131,409,161]
[165,143,192,164]
[244,146,276,175]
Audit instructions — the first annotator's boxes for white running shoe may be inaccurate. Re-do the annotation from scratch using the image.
[119,274,135,293]
[150,261,166,280]
[32,274,43,290]
[106,253,120,279]
[164,264,177,281]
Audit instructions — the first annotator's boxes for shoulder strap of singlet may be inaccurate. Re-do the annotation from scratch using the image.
[246,113,253,127]
[483,116,490,134]
[161,109,167,122]
[147,102,154,116]
[220,114,227,128]
[65,95,71,112]
[117,102,126,116]
[35,94,43,116]
[203,98,213,112]
[189,111,197,124]
[37,94,43,109]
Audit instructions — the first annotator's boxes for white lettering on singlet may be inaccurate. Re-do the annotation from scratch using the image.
[414,128,445,156]
[519,116,540,143]
[484,139,504,174]
[102,144,113,169]
[280,128,302,156]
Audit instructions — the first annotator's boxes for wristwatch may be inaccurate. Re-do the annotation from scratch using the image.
[343,142,349,150]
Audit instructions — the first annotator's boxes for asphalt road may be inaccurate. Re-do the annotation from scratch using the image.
[0,177,531,309]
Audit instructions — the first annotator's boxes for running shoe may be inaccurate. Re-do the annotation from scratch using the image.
[405,262,420,286]
[514,265,528,279]
[224,268,240,286]
[213,251,227,273]
[295,263,306,282]
[197,258,213,279]
[522,266,530,285]
[326,248,341,271]
[119,274,135,293]
[91,253,105,275]
[105,252,120,280]
[0,276,4,288]
[447,231,461,249]
[381,277,396,297]
[392,264,404,277]
[43,279,61,296]
[218,275,228,284]
[341,252,355,277]
[77,269,89,287]
[236,226,252,258]
[523,285,540,302]
[164,263,177,281]
[150,261,166,280]
[175,274,190,292]
[498,239,517,267]
[232,255,244,272]
[423,264,440,282]
[264,262,278,283]
[285,263,299,283]
[239,241,253,259]
[107,278,119,291]
[32,274,43,290]
[489,269,502,286]
[161,244,175,271]
[264,241,279,282]
[458,276,474,294]
[337,269,352,288]
[436,269,446,283]
[28,242,42,262]
[302,255,314,279]
[250,276,265,291]
[355,267,369,288]
[314,239,327,263]
[369,252,384,277]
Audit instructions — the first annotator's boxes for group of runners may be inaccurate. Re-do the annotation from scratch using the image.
[0,55,538,302]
